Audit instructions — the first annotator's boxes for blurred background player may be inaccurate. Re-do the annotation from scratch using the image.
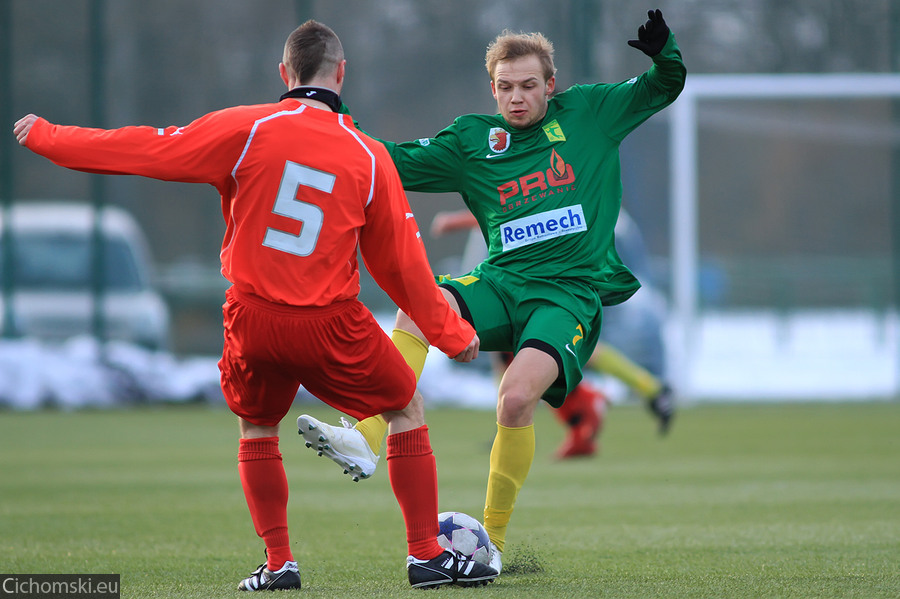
[431,207,674,459]
[14,20,496,591]
[299,9,685,576]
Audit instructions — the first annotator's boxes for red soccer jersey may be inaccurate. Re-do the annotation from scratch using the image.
[25,100,473,355]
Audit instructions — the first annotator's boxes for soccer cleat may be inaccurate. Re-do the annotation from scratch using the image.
[297,414,379,482]
[488,542,503,575]
[555,384,606,459]
[407,550,498,588]
[648,385,675,435]
[555,421,597,458]
[238,560,301,591]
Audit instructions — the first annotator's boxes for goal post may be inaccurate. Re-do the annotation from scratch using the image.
[667,73,900,399]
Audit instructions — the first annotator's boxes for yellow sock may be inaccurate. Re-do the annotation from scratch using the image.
[354,329,430,455]
[483,423,535,552]
[589,343,662,399]
[355,414,387,455]
[391,328,429,380]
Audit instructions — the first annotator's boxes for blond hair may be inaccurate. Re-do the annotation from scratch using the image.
[484,30,556,82]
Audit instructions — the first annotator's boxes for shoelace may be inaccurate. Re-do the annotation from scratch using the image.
[242,564,268,590]
[445,551,476,578]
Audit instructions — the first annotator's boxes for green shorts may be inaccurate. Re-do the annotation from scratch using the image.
[438,262,602,407]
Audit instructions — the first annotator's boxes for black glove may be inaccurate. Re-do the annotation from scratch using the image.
[627,9,670,57]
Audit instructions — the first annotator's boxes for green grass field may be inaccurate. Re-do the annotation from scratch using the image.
[2,401,899,598]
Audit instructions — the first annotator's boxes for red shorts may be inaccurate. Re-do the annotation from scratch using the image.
[219,287,416,427]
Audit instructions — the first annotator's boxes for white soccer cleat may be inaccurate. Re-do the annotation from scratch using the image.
[488,541,503,575]
[297,415,379,482]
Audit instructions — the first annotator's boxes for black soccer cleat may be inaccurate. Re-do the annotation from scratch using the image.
[407,550,498,589]
[648,385,675,435]
[238,560,302,591]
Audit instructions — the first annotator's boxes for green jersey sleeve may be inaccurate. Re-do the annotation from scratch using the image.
[380,123,466,192]
[578,32,686,141]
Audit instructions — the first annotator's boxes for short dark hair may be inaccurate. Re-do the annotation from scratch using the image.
[284,20,344,83]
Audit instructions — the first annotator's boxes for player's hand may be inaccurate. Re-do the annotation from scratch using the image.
[452,334,480,363]
[627,9,669,57]
[13,114,39,146]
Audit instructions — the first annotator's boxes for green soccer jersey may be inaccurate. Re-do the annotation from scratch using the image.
[382,34,685,306]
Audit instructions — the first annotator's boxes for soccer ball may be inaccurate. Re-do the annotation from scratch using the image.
[436,511,491,565]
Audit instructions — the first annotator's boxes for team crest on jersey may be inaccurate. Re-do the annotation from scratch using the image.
[488,127,511,154]
[542,119,566,143]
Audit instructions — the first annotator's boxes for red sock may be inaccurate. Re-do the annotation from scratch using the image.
[386,426,443,560]
[238,437,293,571]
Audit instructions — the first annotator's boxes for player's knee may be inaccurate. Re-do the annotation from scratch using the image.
[496,386,538,427]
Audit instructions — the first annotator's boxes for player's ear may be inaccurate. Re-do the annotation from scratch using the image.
[335,60,346,88]
[279,62,290,88]
[546,75,555,98]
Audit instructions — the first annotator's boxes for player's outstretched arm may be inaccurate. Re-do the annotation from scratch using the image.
[627,9,670,57]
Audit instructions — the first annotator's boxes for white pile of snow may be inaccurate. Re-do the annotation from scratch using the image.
[0,336,222,410]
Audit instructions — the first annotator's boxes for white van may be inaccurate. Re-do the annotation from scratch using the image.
[0,201,171,349]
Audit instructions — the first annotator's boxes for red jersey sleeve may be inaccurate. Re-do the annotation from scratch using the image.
[358,140,476,357]
[24,110,248,191]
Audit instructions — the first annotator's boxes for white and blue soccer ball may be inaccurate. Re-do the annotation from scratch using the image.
[436,511,491,565]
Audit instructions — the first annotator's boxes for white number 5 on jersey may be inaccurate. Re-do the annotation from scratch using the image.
[263,161,333,256]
